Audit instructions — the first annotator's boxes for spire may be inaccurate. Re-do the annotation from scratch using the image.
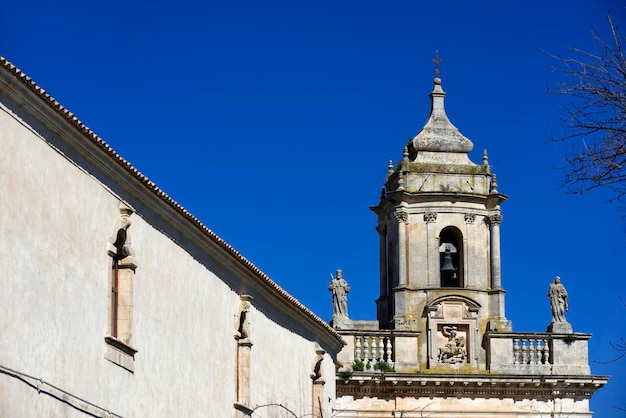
[408,62,475,165]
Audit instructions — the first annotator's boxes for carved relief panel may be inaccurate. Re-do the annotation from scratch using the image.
[426,297,480,369]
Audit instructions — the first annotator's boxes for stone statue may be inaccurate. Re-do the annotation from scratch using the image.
[329,269,350,319]
[548,276,568,323]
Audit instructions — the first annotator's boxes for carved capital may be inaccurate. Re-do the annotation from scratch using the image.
[464,213,476,223]
[395,210,408,224]
[424,212,438,223]
[490,214,503,225]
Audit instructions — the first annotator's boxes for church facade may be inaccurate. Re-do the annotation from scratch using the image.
[0,54,609,417]
[332,76,608,417]
[0,57,343,418]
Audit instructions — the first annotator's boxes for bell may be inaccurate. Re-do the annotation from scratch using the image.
[440,249,456,272]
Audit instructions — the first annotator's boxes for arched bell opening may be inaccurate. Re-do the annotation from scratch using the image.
[439,227,463,288]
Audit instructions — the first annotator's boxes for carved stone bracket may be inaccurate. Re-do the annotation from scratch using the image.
[428,304,444,319]
[424,212,438,223]
[311,343,326,382]
[463,305,479,319]
[108,202,136,263]
[464,213,476,224]
[235,295,253,343]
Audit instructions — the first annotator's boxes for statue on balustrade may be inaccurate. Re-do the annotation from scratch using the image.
[329,269,350,320]
[439,325,466,364]
[548,276,568,323]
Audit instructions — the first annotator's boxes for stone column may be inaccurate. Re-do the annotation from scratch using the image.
[395,210,408,286]
[424,212,438,286]
[464,213,476,288]
[376,221,388,296]
[393,209,410,330]
[376,221,390,325]
[490,214,503,289]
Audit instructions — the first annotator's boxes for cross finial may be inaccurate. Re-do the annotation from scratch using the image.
[432,51,442,77]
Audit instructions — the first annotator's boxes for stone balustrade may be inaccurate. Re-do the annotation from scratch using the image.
[486,332,592,375]
[512,337,550,366]
[336,328,420,373]
[354,333,394,365]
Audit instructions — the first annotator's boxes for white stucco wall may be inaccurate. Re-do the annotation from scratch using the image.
[0,68,339,418]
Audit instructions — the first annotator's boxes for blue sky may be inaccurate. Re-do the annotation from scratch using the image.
[2,0,625,414]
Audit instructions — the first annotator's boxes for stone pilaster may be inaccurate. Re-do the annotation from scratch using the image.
[395,210,408,286]
[115,257,136,344]
[376,221,388,297]
[489,214,503,290]
[424,212,438,287]
[311,345,326,418]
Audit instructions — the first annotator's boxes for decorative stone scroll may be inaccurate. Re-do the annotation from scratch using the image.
[109,203,135,260]
[235,295,253,342]
[310,343,325,382]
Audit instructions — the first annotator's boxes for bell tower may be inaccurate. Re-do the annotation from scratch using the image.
[370,75,511,366]
[335,66,607,416]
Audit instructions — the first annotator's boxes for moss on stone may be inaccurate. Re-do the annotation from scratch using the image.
[404,162,489,175]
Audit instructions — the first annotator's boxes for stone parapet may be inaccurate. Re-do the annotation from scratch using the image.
[486,332,592,375]
[336,330,420,373]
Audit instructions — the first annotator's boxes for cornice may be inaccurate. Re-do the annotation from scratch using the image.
[337,373,609,400]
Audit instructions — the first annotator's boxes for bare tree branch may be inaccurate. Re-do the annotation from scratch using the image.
[549,14,626,203]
